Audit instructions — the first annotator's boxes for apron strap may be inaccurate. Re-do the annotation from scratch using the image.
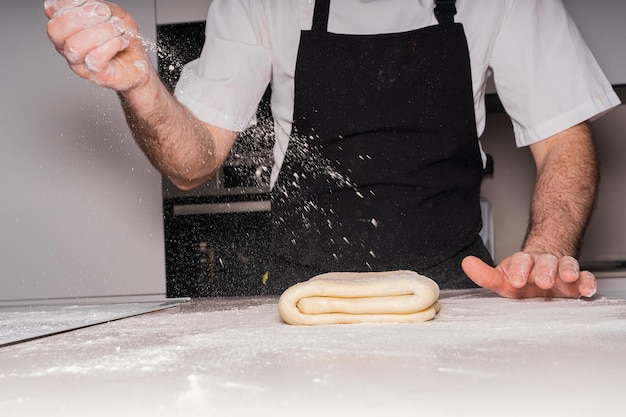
[311,0,331,33]
[434,0,457,25]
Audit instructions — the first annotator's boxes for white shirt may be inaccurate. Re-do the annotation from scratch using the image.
[174,0,620,186]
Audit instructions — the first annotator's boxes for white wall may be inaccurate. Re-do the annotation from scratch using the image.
[0,1,166,304]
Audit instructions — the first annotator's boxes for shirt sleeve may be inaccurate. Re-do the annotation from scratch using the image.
[490,0,620,147]
[174,0,272,132]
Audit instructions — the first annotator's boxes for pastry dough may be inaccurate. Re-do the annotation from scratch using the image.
[278,270,440,325]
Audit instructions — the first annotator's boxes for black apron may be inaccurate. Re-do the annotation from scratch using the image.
[267,0,492,293]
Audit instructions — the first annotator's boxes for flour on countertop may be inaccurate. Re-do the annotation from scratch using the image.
[1,293,625,417]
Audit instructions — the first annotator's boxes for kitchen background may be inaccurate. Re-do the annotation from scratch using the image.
[1,0,624,305]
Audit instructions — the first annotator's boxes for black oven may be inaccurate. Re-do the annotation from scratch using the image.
[157,21,274,297]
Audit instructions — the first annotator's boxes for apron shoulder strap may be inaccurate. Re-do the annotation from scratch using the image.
[434,0,457,25]
[311,0,331,33]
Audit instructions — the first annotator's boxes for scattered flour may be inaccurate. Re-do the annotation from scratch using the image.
[1,292,625,416]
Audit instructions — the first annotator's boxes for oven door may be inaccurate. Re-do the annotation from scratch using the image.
[164,196,272,298]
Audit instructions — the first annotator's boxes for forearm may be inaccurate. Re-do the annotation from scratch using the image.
[523,122,599,257]
[118,71,233,190]
[45,1,233,189]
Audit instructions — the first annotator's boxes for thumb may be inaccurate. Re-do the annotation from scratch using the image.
[461,255,501,291]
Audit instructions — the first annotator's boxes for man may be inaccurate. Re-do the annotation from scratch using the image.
[45,0,619,298]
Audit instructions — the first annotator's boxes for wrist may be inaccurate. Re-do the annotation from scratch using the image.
[522,236,579,258]
[118,65,161,105]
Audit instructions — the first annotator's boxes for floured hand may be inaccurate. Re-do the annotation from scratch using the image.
[462,252,597,299]
[44,0,153,91]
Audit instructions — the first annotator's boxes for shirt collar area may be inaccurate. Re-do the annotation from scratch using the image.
[298,0,438,34]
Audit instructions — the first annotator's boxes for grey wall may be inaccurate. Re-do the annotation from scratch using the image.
[563,0,626,86]
[0,1,166,304]
[155,0,209,24]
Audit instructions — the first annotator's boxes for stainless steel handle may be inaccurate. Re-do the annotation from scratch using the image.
[173,201,271,216]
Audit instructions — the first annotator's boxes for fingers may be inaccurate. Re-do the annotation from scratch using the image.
[557,256,580,283]
[45,1,147,90]
[82,35,130,79]
[47,2,125,58]
[44,0,91,19]
[488,251,597,299]
[508,252,575,290]
[47,1,109,42]
[525,253,593,296]
[528,253,558,290]
[70,19,126,64]
[502,251,531,288]
[578,270,598,298]
[461,256,502,291]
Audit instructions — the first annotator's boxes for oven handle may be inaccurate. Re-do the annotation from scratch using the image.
[173,201,271,216]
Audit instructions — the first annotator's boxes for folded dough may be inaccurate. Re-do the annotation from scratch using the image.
[278,270,440,325]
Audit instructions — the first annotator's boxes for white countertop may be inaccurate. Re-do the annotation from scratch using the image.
[1,290,625,417]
